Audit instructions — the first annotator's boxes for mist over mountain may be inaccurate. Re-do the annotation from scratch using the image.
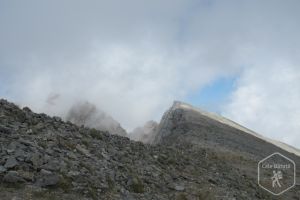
[1,1,300,199]
[66,101,127,137]
[129,120,158,143]
[1,1,300,149]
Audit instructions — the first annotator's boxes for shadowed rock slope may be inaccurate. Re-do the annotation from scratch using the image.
[0,99,299,199]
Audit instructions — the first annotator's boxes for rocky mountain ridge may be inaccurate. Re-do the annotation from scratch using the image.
[155,101,300,156]
[153,101,300,156]
[0,99,299,199]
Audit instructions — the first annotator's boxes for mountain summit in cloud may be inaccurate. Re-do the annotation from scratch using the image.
[1,0,300,148]
[130,120,158,143]
[66,101,127,137]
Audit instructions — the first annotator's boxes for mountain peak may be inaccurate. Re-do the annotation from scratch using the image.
[155,101,300,157]
[171,100,194,110]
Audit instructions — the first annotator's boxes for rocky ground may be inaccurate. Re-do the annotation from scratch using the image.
[0,99,299,200]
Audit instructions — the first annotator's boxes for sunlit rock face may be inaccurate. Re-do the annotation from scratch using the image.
[66,101,127,137]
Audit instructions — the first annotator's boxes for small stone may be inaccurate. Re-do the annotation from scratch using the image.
[34,123,44,130]
[174,185,185,191]
[37,174,60,187]
[67,170,80,178]
[6,149,14,154]
[3,171,25,183]
[15,149,27,158]
[4,157,18,169]
[26,153,43,168]
[45,148,54,155]
[18,170,35,181]
[76,144,91,157]
[23,107,32,112]
[53,116,62,122]
[127,176,144,193]
[40,169,52,175]
[19,139,34,146]
[41,160,60,171]
[0,165,7,173]
[26,129,33,134]
[6,141,18,154]
[0,125,11,134]
[66,152,77,159]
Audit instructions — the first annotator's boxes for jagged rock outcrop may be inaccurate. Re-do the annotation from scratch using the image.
[66,101,127,137]
[152,101,186,144]
[0,99,299,199]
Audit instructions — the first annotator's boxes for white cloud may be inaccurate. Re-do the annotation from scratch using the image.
[0,0,300,148]
[6,41,234,130]
[223,63,300,147]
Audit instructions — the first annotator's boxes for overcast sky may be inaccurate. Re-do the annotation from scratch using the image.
[0,0,299,148]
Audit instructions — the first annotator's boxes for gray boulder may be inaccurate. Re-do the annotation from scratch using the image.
[4,157,18,169]
[3,171,25,183]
